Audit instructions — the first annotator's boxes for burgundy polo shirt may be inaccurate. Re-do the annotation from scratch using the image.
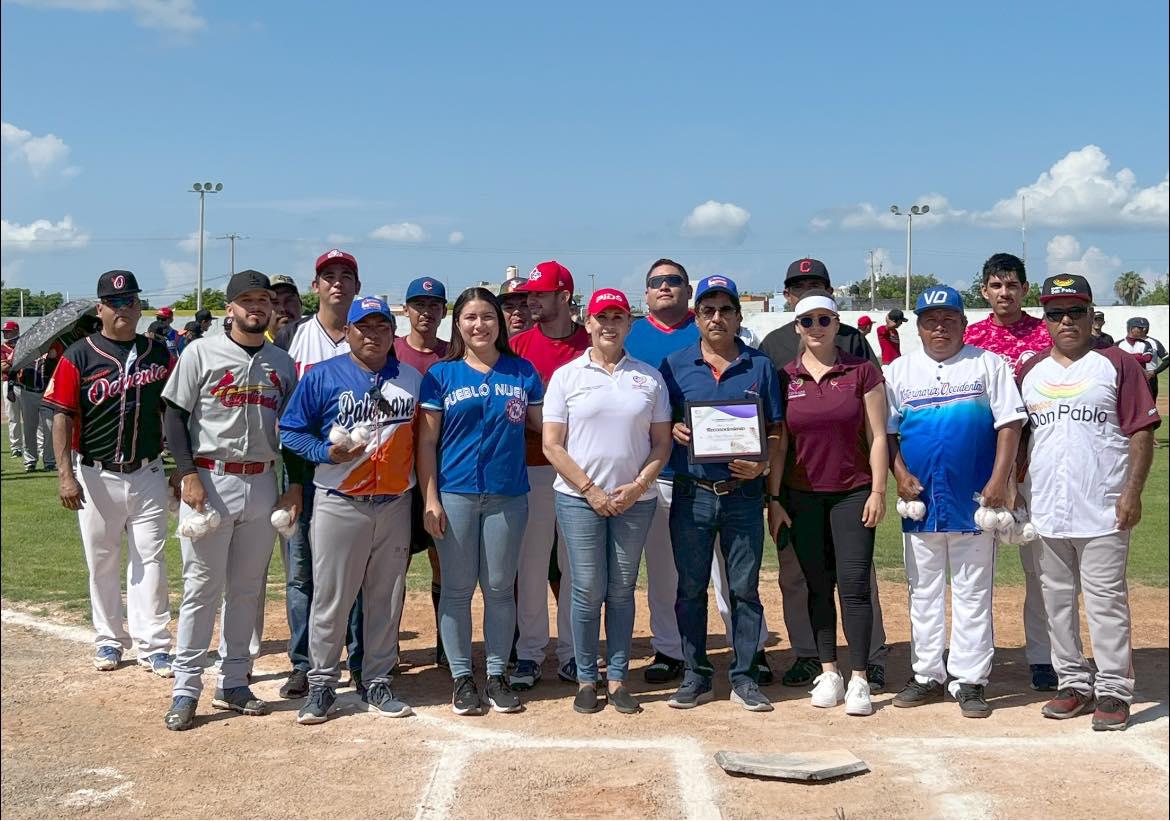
[780,353,884,493]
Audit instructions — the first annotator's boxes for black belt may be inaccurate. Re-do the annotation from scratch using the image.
[80,456,155,474]
[676,474,748,496]
[325,489,401,504]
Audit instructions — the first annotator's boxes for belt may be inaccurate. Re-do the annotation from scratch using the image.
[80,456,155,474]
[326,489,400,504]
[676,474,749,496]
[194,457,274,476]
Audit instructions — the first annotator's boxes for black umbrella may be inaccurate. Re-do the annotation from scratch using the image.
[9,299,101,372]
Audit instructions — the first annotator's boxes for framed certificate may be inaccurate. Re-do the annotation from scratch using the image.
[685,398,766,464]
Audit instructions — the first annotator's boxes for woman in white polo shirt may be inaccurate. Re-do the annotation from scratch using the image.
[543,289,673,715]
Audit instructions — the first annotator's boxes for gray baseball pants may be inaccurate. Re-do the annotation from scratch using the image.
[5,383,22,453]
[18,388,52,468]
[308,491,410,691]
[1038,532,1135,703]
[172,469,277,700]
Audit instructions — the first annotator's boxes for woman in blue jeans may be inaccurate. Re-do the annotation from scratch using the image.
[542,288,672,714]
[417,287,545,716]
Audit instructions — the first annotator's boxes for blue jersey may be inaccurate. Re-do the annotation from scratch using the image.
[625,314,699,478]
[419,355,544,496]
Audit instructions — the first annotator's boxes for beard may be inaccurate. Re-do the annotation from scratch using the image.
[235,313,269,334]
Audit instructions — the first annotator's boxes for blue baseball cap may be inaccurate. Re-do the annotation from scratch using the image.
[405,276,447,303]
[694,275,740,306]
[915,285,965,314]
[347,295,396,325]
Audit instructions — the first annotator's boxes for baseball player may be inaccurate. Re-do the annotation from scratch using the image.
[266,275,302,342]
[3,321,20,459]
[1118,317,1166,401]
[13,344,60,472]
[42,270,174,674]
[279,296,420,724]
[272,249,361,699]
[162,270,299,731]
[886,286,1026,719]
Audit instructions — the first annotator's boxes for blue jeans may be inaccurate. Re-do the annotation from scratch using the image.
[669,476,765,687]
[436,492,528,678]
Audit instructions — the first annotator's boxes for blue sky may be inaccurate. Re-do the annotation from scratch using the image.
[2,0,1167,307]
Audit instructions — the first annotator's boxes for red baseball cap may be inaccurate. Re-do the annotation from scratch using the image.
[3,321,19,331]
[517,260,574,293]
[857,315,873,329]
[587,288,631,316]
[315,248,359,276]
[157,307,174,319]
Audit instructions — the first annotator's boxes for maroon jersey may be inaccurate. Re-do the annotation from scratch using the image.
[43,332,174,463]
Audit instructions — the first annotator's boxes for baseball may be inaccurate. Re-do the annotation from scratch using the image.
[328,424,350,445]
[270,509,293,529]
[350,423,372,446]
[204,508,222,530]
[905,500,926,520]
[895,498,908,518]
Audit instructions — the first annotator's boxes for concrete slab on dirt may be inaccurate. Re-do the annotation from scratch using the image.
[715,749,868,781]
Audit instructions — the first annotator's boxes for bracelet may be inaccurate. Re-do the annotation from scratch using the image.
[579,479,596,494]
[870,489,886,495]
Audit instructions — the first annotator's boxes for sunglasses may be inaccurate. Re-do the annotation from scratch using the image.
[798,315,836,328]
[1044,306,1090,323]
[647,274,686,290]
[697,304,737,320]
[102,296,140,309]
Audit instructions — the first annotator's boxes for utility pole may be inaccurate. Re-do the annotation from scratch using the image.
[867,251,876,310]
[1020,196,1028,270]
[590,273,597,295]
[217,232,247,276]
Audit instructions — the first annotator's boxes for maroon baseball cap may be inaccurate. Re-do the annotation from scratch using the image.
[315,248,359,276]
[3,321,19,331]
[517,261,574,293]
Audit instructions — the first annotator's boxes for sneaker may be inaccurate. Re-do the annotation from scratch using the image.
[350,668,366,699]
[164,696,197,731]
[845,678,873,716]
[485,675,522,713]
[365,681,413,718]
[893,678,945,708]
[573,683,603,714]
[280,669,310,699]
[508,660,541,691]
[11,449,23,459]
[1091,696,1130,731]
[866,663,886,694]
[137,652,174,678]
[1030,663,1059,692]
[452,675,482,716]
[751,651,774,686]
[558,658,578,683]
[24,464,35,473]
[955,683,991,718]
[667,677,714,709]
[93,646,122,671]
[608,685,642,715]
[297,686,336,725]
[782,656,822,687]
[731,680,774,712]
[212,686,271,716]
[1042,687,1096,720]
[809,671,846,708]
[643,652,685,684]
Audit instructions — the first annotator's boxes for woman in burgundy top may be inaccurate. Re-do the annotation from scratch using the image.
[775,292,889,716]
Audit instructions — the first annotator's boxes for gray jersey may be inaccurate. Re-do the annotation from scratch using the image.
[162,333,298,463]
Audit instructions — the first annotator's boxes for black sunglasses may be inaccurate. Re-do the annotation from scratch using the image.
[647,274,686,290]
[102,295,140,309]
[798,315,835,328]
[1044,306,1090,322]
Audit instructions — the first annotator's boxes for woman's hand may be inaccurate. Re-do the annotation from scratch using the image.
[729,459,766,480]
[608,482,644,514]
[584,485,617,516]
[861,491,886,529]
[424,498,447,539]
[767,500,791,543]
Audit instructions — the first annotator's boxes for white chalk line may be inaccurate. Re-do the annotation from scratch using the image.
[414,741,471,820]
[2,608,94,644]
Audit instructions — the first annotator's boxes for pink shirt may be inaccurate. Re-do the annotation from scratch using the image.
[963,312,1051,377]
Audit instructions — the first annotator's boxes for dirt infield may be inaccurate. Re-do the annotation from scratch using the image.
[2,580,1167,820]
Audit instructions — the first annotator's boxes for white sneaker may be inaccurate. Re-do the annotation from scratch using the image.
[845,677,873,716]
[809,671,845,708]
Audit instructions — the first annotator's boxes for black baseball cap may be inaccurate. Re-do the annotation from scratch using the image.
[194,308,212,322]
[1040,274,1092,304]
[225,270,272,303]
[183,321,203,336]
[1127,316,1150,330]
[784,258,831,288]
[1093,310,1105,321]
[888,309,907,324]
[96,270,142,299]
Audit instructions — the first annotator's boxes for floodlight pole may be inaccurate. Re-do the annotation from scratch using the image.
[890,204,930,311]
[189,182,223,311]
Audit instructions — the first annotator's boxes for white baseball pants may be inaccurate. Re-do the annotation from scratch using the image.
[515,465,574,667]
[904,531,996,686]
[1011,479,1054,666]
[75,457,172,656]
[5,384,22,453]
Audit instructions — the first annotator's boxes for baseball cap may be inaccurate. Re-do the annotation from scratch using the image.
[888,308,907,324]
[3,321,19,332]
[694,275,740,306]
[269,274,298,293]
[96,270,141,299]
[315,248,359,276]
[587,288,631,316]
[405,276,447,303]
[156,307,174,319]
[1093,310,1105,321]
[857,315,874,329]
[1128,316,1150,330]
[794,294,839,317]
[348,295,395,325]
[183,321,202,336]
[499,278,528,297]
[1040,274,1092,304]
[784,258,831,288]
[914,286,964,314]
[225,270,273,303]
[517,261,574,293]
[194,308,212,322]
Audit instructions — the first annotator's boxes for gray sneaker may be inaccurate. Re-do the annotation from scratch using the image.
[364,682,413,718]
[667,677,714,709]
[297,686,337,725]
[211,686,271,716]
[731,680,774,712]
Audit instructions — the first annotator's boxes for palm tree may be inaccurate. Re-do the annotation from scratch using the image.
[1113,271,1147,305]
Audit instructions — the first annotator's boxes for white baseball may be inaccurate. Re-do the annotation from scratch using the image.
[1020,522,1038,542]
[270,509,293,529]
[995,510,1016,531]
[204,508,222,530]
[974,507,999,531]
[896,498,908,518]
[328,425,350,445]
[906,500,927,521]
[350,424,372,446]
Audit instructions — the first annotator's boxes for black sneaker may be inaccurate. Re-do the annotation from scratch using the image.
[574,684,603,714]
[781,656,822,687]
[297,686,336,725]
[608,685,642,714]
[643,652,685,684]
[164,696,197,731]
[365,681,413,718]
[751,651,774,685]
[866,663,886,694]
[452,675,482,716]
[486,675,522,713]
[893,678,945,708]
[1030,663,1058,692]
[955,683,991,718]
[280,669,309,699]
[212,686,271,716]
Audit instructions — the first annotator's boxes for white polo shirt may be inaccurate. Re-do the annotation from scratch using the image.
[1018,347,1160,538]
[542,349,671,500]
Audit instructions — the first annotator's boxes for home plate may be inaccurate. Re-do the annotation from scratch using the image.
[714,750,869,781]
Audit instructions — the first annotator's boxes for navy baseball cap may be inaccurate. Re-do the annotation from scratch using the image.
[405,276,447,303]
[915,285,965,314]
[348,295,395,325]
[694,275,740,306]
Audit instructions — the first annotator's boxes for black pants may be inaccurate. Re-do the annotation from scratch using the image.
[787,485,875,671]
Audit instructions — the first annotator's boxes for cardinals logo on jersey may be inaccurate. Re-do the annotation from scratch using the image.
[210,369,281,410]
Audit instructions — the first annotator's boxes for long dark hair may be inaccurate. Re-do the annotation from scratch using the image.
[444,287,517,361]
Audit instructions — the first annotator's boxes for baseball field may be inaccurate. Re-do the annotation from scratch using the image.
[2,414,1168,819]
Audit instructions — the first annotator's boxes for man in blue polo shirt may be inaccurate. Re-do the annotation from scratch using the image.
[660,275,785,712]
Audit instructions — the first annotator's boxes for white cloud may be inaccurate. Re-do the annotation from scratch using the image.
[976,146,1168,229]
[0,216,90,250]
[1,121,79,177]
[868,247,901,277]
[6,0,206,33]
[680,200,751,244]
[1045,234,1122,304]
[326,233,354,245]
[832,194,963,231]
[447,231,464,245]
[176,231,201,253]
[809,216,832,232]
[370,222,428,243]
[160,258,195,290]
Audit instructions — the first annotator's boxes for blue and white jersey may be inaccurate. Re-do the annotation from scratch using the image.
[885,345,1026,533]
[419,355,544,496]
